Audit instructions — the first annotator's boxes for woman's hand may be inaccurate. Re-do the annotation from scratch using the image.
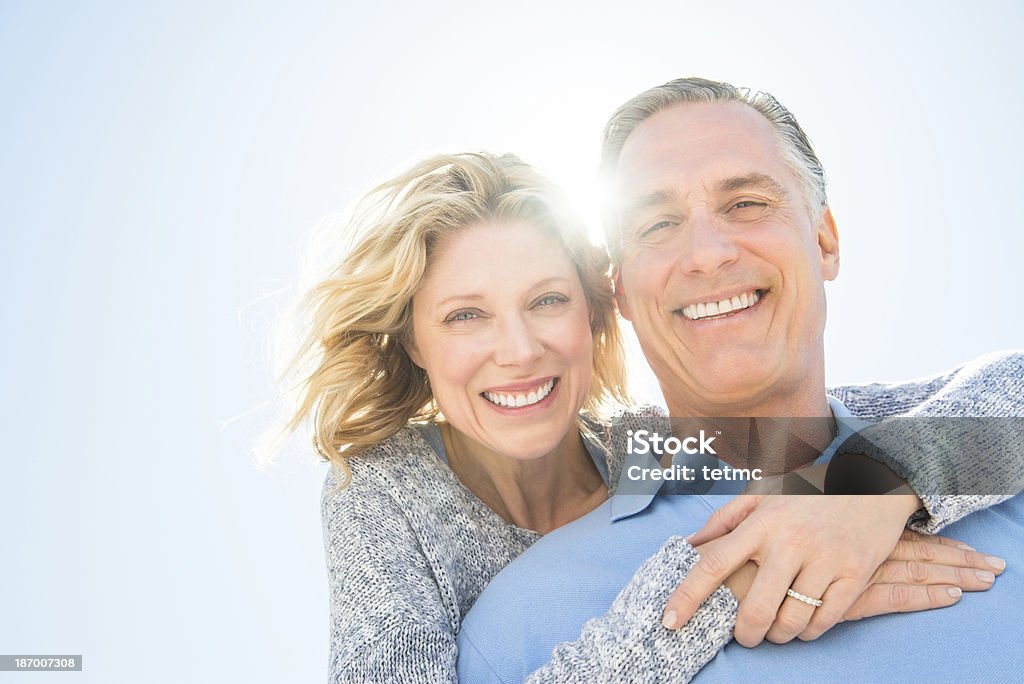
[663,495,1007,646]
[719,528,1003,635]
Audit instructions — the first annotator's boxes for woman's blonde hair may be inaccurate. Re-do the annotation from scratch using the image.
[276,152,628,484]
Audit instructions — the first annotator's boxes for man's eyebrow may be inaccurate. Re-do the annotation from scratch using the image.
[717,173,789,198]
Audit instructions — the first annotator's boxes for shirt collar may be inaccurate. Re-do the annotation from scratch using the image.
[610,395,856,522]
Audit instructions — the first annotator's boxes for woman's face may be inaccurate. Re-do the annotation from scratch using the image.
[409,220,594,461]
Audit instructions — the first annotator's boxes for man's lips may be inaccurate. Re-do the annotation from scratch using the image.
[675,288,767,321]
[481,377,558,409]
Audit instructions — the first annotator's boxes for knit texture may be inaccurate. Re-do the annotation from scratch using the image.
[525,538,738,684]
[828,351,1024,533]
[323,351,1023,682]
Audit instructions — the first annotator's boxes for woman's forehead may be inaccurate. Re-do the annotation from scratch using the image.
[419,221,579,298]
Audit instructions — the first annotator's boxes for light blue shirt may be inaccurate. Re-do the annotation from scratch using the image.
[456,398,1024,682]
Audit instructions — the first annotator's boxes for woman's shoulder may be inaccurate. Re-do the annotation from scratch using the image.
[615,403,669,419]
[583,403,667,437]
[319,423,473,567]
[612,403,670,432]
[581,405,669,453]
[588,404,669,490]
[322,424,449,506]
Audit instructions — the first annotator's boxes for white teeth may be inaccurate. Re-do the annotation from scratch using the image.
[681,290,761,321]
[483,379,555,408]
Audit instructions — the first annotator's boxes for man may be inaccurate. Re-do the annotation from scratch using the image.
[455,78,1024,682]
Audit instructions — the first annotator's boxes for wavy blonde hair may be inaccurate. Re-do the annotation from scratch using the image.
[275,152,628,485]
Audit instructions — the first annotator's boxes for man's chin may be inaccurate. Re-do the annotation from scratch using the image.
[673,364,780,412]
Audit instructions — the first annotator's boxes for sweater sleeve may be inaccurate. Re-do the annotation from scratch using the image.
[830,351,1024,533]
[525,537,737,684]
[322,465,458,684]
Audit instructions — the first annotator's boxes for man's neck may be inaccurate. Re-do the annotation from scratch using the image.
[663,386,836,473]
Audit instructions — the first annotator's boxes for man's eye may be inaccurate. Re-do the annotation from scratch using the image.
[641,220,674,238]
[726,199,771,222]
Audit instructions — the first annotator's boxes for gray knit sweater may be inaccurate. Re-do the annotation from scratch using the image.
[322,351,1024,683]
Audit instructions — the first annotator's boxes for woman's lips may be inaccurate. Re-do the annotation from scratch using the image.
[481,377,558,409]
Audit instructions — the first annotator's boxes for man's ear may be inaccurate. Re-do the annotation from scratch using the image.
[816,206,840,281]
[614,270,633,321]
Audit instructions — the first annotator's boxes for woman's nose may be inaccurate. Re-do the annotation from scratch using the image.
[493,316,545,367]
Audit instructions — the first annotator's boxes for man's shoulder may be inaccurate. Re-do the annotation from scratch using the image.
[827,351,1024,418]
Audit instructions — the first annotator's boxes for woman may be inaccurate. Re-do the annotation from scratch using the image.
[273,152,1001,682]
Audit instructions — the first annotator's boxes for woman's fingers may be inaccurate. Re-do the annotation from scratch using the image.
[800,577,870,641]
[735,553,804,646]
[844,583,963,621]
[686,495,763,547]
[774,554,1001,644]
[663,533,756,630]
[671,497,984,642]
[761,567,835,645]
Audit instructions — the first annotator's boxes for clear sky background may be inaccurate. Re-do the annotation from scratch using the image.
[1,1,1021,682]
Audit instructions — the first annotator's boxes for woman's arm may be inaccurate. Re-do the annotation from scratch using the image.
[525,537,735,683]
[322,466,458,683]
[829,350,1024,532]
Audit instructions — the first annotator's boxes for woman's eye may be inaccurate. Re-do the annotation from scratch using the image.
[445,310,479,323]
[535,294,568,307]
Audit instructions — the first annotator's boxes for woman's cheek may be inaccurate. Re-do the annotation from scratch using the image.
[557,308,595,372]
[440,332,492,382]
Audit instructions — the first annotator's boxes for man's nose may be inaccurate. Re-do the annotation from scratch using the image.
[493,316,545,367]
[675,211,740,276]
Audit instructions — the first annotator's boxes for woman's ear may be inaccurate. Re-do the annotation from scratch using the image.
[404,336,424,369]
[614,270,633,321]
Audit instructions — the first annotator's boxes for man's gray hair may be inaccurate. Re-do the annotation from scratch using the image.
[600,77,827,253]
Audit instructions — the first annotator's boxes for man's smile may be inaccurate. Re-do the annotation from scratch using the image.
[674,288,768,321]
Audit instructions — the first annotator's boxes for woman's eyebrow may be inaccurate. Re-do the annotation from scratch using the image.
[434,293,484,309]
[530,276,573,289]
[433,277,572,310]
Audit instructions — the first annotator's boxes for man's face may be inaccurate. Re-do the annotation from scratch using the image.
[613,101,840,413]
